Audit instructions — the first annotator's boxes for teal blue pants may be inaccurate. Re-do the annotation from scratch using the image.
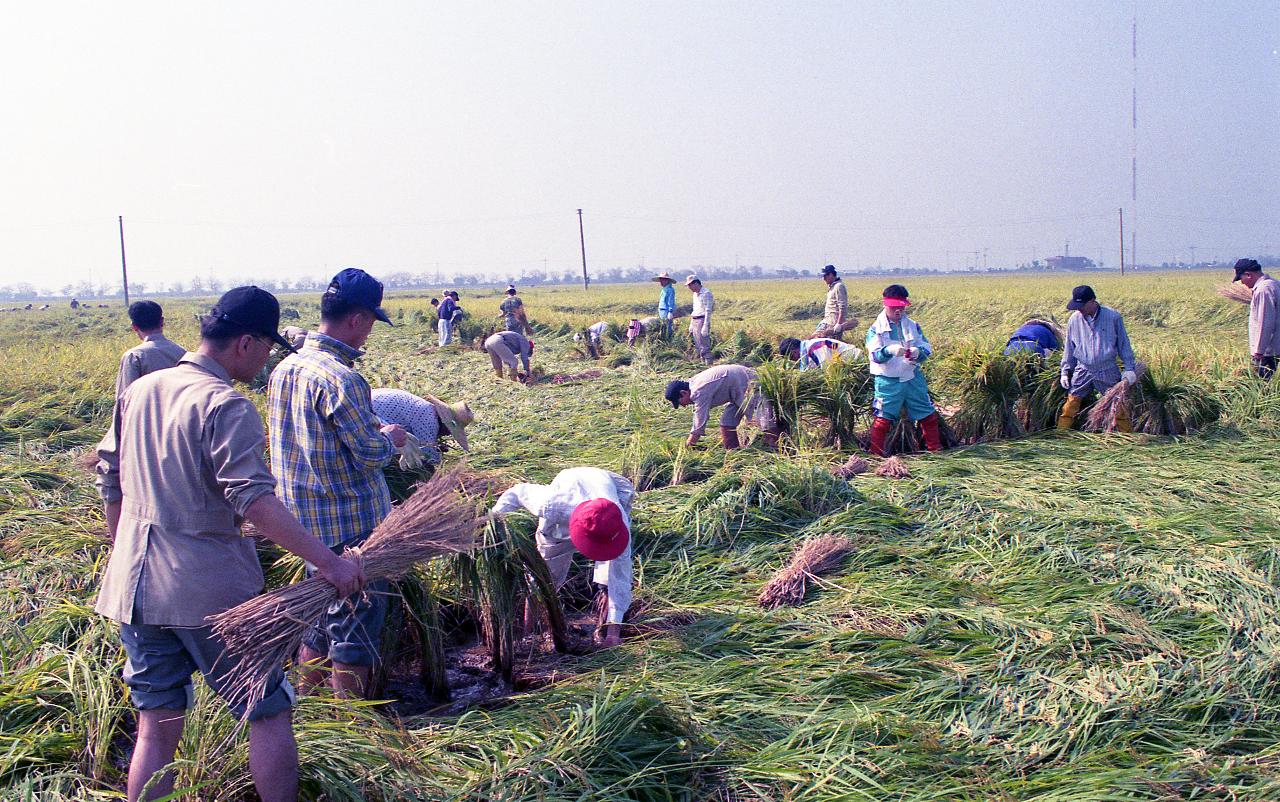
[872,373,936,421]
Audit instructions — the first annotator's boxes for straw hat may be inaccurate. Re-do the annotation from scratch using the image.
[425,395,473,452]
[651,271,672,282]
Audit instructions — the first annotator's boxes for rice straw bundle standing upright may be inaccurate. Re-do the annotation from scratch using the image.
[758,534,855,608]
[1084,363,1147,432]
[208,467,485,714]
[1216,284,1253,305]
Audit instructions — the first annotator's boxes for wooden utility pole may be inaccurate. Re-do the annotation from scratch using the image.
[577,208,589,290]
[1119,208,1125,276]
[118,215,130,305]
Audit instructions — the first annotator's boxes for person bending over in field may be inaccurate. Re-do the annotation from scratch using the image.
[779,336,862,370]
[1003,319,1061,357]
[490,467,635,648]
[1057,285,1138,431]
[664,363,781,451]
[96,287,363,802]
[814,264,856,339]
[1233,258,1280,379]
[574,320,609,358]
[268,269,408,700]
[865,284,943,455]
[371,388,472,469]
[485,329,534,383]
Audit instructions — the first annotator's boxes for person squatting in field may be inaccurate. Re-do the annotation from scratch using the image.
[779,336,862,370]
[1233,258,1280,379]
[865,284,943,455]
[489,467,636,648]
[664,363,782,451]
[485,329,534,382]
[95,287,364,802]
[268,268,408,700]
[1057,285,1138,431]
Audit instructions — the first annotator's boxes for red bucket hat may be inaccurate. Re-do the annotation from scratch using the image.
[568,498,630,561]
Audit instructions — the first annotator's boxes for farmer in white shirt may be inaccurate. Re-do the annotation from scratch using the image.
[686,275,715,364]
[490,467,635,648]
[1234,258,1280,379]
[575,321,609,359]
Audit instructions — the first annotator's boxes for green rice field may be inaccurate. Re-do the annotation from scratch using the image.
[5,270,1280,801]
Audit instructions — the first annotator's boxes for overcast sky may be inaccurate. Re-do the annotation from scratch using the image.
[1,1,1277,290]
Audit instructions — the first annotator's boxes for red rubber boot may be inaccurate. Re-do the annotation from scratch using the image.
[920,413,943,452]
[869,416,893,456]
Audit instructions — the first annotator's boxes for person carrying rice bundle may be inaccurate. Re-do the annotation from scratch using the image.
[779,336,861,370]
[485,329,534,383]
[1233,258,1280,379]
[96,287,363,802]
[865,284,943,456]
[499,284,529,334]
[268,269,408,700]
[814,264,856,338]
[664,363,781,450]
[1003,319,1061,357]
[1057,285,1138,431]
[490,467,635,648]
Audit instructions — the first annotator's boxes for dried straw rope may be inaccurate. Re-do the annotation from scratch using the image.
[207,467,484,715]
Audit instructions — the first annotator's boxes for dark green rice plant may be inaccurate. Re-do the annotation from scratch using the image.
[373,568,450,702]
[1132,355,1222,435]
[453,514,567,681]
[936,344,1028,442]
[621,434,721,491]
[1023,350,1071,431]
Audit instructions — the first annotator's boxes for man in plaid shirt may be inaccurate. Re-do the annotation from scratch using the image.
[268,268,407,698]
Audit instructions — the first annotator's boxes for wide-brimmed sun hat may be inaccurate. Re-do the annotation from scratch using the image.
[425,395,473,452]
[651,272,673,282]
[684,274,701,287]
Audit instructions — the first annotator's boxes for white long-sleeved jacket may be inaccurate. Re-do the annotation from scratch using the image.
[491,467,635,624]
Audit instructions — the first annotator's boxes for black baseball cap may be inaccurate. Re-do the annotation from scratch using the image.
[1066,285,1097,310]
[664,379,690,408]
[821,264,838,277]
[1234,258,1263,281]
[326,268,392,325]
[210,286,294,352]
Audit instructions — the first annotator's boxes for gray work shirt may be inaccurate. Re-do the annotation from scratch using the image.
[95,352,278,626]
[113,333,187,401]
[1250,275,1280,357]
[688,364,756,437]
[1062,305,1136,375]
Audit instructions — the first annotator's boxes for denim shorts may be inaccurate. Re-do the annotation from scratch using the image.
[119,621,294,721]
[301,538,389,667]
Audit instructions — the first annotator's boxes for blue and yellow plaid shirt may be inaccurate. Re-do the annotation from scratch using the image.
[268,332,394,547]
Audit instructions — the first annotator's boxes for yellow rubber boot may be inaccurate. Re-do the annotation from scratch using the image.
[1057,395,1083,430]
[1114,406,1132,433]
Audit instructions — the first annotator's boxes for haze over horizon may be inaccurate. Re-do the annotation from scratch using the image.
[1,1,1277,292]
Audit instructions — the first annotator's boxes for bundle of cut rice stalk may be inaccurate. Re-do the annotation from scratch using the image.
[1083,363,1147,432]
[208,467,485,714]
[1131,357,1223,435]
[758,534,855,608]
[1216,283,1253,305]
[830,454,869,479]
[874,456,911,479]
[1024,316,1066,344]
[937,344,1026,443]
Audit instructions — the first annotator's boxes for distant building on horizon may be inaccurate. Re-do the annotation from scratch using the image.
[1044,255,1095,271]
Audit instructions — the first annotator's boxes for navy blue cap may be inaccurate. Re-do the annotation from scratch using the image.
[210,286,294,352]
[326,268,392,325]
[664,379,690,408]
[1066,285,1096,310]
[1234,258,1263,281]
[821,264,838,276]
